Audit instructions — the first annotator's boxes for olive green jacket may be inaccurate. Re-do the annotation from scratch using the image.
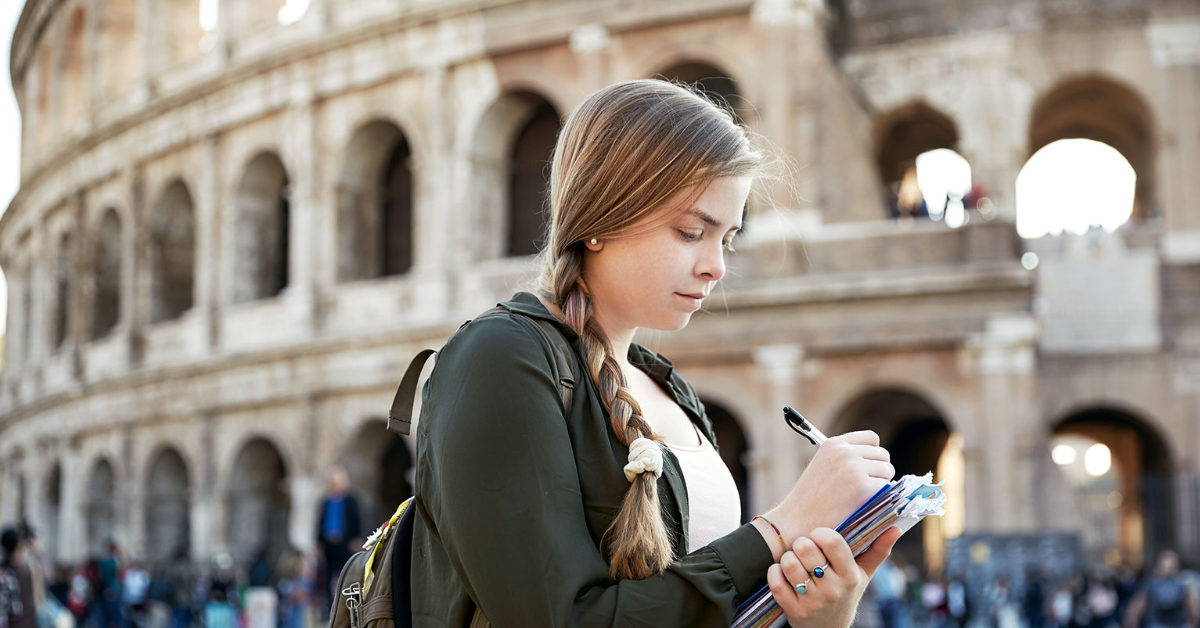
[411,292,774,627]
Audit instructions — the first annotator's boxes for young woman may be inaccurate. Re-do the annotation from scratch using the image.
[411,79,900,627]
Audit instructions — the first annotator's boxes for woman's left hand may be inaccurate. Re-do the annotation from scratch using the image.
[766,525,902,628]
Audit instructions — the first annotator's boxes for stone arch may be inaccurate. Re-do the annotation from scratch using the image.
[336,119,415,282]
[163,0,205,67]
[698,398,752,524]
[873,101,960,188]
[60,7,87,134]
[1050,405,1174,568]
[149,180,196,323]
[233,152,290,303]
[1028,75,1156,220]
[100,0,141,101]
[652,60,750,124]
[92,208,122,340]
[226,437,290,564]
[339,418,414,525]
[144,447,191,564]
[42,462,62,561]
[86,457,117,556]
[52,230,72,349]
[832,387,958,571]
[470,91,562,260]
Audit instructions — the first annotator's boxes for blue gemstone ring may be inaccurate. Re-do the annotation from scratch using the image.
[794,581,809,595]
[813,564,828,578]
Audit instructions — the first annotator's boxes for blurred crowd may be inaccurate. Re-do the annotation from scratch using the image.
[860,550,1200,628]
[0,467,365,628]
[0,524,325,628]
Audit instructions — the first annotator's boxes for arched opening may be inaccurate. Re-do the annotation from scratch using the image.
[227,438,290,564]
[61,8,87,133]
[654,62,748,124]
[92,209,122,340]
[1017,139,1138,239]
[150,181,196,323]
[16,473,27,526]
[101,0,141,102]
[874,103,962,222]
[336,121,414,282]
[700,400,751,523]
[1027,77,1155,230]
[1050,408,1173,568]
[86,458,117,557]
[53,233,72,350]
[834,388,962,574]
[145,448,190,564]
[43,463,62,561]
[341,420,413,524]
[471,92,561,260]
[234,153,290,303]
[164,0,206,66]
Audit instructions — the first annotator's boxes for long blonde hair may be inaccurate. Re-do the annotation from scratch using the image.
[534,79,765,580]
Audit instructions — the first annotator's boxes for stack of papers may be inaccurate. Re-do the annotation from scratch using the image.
[732,473,946,628]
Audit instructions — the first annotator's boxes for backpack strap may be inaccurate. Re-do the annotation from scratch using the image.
[386,307,578,436]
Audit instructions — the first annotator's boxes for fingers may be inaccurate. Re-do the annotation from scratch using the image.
[849,444,891,463]
[862,459,896,481]
[767,563,805,618]
[809,528,857,581]
[837,430,880,447]
[856,526,902,578]
[780,548,810,592]
[792,536,829,590]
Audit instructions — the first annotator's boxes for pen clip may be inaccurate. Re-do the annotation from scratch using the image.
[783,406,819,446]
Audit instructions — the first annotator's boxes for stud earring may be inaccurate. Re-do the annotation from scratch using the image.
[590,238,598,245]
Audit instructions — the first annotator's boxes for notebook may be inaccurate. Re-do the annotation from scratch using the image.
[731,473,946,628]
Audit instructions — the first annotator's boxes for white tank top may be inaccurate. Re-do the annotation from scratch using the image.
[664,422,743,554]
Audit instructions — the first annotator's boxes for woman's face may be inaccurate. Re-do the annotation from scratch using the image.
[583,175,752,333]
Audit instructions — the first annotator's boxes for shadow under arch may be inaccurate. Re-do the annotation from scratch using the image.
[469,90,562,260]
[226,437,290,565]
[339,419,413,525]
[832,387,956,573]
[699,398,752,524]
[652,60,751,126]
[337,118,415,282]
[1051,405,1175,567]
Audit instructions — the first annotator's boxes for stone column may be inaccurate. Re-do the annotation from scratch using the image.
[959,313,1040,532]
[568,24,613,96]
[407,64,455,321]
[281,89,319,332]
[60,439,85,563]
[751,344,807,516]
[193,413,218,561]
[288,475,319,553]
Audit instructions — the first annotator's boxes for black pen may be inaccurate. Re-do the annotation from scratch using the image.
[783,406,829,446]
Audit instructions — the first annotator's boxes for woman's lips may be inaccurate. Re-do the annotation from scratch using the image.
[676,293,704,309]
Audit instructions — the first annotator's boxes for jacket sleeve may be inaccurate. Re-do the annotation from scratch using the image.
[418,315,773,628]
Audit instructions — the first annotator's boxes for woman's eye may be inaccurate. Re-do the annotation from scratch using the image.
[677,230,702,242]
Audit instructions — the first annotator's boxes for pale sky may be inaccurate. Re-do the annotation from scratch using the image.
[0,1,25,335]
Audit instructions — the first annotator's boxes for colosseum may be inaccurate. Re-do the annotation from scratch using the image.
[2,0,1199,582]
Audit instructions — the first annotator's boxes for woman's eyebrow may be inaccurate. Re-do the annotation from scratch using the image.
[686,208,742,232]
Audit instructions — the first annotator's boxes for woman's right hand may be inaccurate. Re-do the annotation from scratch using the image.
[763,431,894,549]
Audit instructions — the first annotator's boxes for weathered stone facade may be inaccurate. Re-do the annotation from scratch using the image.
[2,0,1199,572]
